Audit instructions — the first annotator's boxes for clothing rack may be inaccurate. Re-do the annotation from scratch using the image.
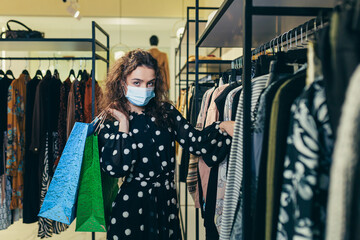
[195,0,335,239]
[174,5,235,240]
[231,15,332,70]
[0,21,110,240]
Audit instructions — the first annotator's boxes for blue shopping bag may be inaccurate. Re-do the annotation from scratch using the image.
[38,121,97,225]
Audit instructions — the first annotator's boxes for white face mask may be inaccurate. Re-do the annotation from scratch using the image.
[125,85,155,107]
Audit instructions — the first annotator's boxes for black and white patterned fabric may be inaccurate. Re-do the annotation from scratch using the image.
[98,102,231,240]
[0,175,11,230]
[276,78,334,240]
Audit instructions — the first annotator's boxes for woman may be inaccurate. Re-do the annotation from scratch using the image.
[99,49,234,240]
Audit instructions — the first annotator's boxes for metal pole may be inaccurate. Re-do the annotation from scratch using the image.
[184,6,192,240]
[195,2,200,240]
[91,21,96,240]
[242,0,253,240]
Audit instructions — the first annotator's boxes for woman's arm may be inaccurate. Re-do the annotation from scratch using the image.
[220,121,235,137]
[166,103,232,167]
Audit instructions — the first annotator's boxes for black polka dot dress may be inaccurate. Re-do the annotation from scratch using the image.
[98,102,232,240]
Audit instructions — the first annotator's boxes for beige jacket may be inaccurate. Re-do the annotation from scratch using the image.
[148,47,170,91]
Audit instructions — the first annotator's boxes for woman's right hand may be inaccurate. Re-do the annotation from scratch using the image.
[107,106,129,133]
[107,107,127,122]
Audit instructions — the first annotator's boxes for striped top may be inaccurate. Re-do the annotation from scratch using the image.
[220,74,269,240]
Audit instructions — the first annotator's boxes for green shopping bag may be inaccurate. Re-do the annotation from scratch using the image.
[75,134,119,232]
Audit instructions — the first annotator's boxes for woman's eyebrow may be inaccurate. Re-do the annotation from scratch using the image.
[131,78,144,81]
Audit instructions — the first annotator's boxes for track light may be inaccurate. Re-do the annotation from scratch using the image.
[66,0,81,20]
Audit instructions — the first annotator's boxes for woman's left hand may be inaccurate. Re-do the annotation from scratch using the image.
[219,121,235,137]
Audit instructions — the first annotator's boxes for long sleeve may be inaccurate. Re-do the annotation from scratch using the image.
[166,103,232,167]
[98,120,138,178]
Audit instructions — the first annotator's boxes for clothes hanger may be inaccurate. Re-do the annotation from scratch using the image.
[45,59,52,78]
[5,60,15,80]
[22,59,30,76]
[82,60,89,82]
[53,59,60,79]
[35,59,43,79]
[76,59,83,80]
[0,60,5,78]
[68,59,76,81]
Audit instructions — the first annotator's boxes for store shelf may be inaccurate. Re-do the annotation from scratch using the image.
[176,20,208,56]
[0,38,108,52]
[176,59,232,78]
[197,0,336,48]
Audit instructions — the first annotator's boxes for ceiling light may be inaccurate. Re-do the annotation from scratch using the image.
[66,1,81,20]
[176,27,185,39]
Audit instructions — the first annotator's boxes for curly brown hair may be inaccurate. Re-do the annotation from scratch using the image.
[100,49,172,127]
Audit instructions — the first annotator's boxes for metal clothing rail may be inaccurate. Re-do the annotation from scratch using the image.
[0,21,110,240]
[232,3,332,240]
[231,16,331,69]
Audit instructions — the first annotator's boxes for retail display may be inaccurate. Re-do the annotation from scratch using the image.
[175,1,360,240]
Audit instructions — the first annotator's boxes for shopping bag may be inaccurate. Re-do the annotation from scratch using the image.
[75,135,118,232]
[38,122,95,225]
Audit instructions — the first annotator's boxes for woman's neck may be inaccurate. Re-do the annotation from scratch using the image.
[129,103,145,114]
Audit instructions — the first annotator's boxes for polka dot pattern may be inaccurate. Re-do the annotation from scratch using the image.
[98,104,232,240]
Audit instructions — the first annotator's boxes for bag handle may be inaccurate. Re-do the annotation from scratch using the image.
[7,20,33,32]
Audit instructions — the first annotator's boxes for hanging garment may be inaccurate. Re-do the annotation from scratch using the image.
[215,85,242,233]
[198,84,228,206]
[6,73,29,210]
[83,79,102,123]
[325,65,360,240]
[219,74,268,240]
[187,87,215,207]
[324,7,360,137]
[0,175,11,230]
[251,64,294,240]
[66,81,76,138]
[56,77,71,166]
[23,76,41,223]
[75,79,85,123]
[199,84,229,239]
[276,76,334,240]
[98,102,231,240]
[37,132,69,238]
[148,47,170,91]
[180,84,213,183]
[0,76,13,177]
[265,73,306,240]
[30,75,68,238]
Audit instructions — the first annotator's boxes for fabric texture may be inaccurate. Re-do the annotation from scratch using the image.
[276,77,334,240]
[56,78,71,166]
[148,47,170,91]
[66,82,76,138]
[23,76,41,223]
[98,102,231,240]
[220,74,269,240]
[37,132,69,238]
[0,175,11,230]
[83,79,102,123]
[215,85,242,233]
[6,73,29,210]
[325,65,360,240]
[265,73,306,240]
[0,76,13,177]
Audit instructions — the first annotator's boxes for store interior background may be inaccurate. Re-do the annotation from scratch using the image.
[0,0,228,239]
[0,0,239,103]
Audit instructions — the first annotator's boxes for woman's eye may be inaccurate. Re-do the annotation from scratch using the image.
[134,82,140,86]
[148,82,154,87]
